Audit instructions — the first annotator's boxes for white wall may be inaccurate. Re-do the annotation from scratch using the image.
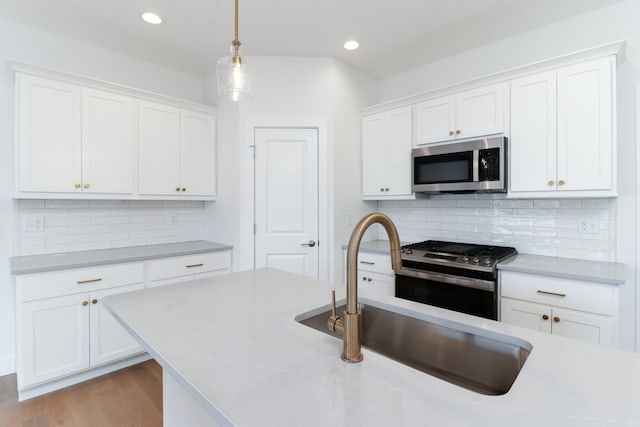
[0,17,207,375]
[204,57,377,281]
[375,0,640,351]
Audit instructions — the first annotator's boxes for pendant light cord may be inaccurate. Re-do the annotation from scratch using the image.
[235,0,239,43]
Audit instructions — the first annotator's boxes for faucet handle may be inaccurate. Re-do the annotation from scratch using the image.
[331,290,337,317]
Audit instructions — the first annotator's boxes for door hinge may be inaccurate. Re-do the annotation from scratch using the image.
[250,144,256,157]
[253,223,256,234]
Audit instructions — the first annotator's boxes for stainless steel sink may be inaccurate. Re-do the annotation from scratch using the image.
[295,299,531,395]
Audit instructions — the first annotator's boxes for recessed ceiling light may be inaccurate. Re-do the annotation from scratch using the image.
[344,40,359,50]
[142,12,162,24]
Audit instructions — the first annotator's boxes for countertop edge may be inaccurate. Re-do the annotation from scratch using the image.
[10,241,233,275]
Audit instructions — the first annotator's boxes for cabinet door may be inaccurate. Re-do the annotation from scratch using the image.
[89,283,145,367]
[82,88,136,194]
[180,110,216,196]
[367,271,395,297]
[17,74,82,193]
[551,307,614,347]
[138,100,181,195]
[414,95,456,145]
[362,113,387,196]
[18,293,90,388]
[500,298,552,333]
[557,57,613,191]
[455,83,505,140]
[385,106,412,196]
[509,71,557,192]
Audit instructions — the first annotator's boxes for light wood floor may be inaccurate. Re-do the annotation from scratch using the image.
[0,360,162,427]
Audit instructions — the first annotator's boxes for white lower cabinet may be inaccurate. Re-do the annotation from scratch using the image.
[345,249,395,297]
[16,264,146,393]
[500,271,618,347]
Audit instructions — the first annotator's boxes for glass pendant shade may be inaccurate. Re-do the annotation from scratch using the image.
[216,44,255,101]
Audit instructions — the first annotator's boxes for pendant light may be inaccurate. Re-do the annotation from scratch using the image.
[216,0,255,101]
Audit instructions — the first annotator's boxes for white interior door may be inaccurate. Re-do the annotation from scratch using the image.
[254,128,319,278]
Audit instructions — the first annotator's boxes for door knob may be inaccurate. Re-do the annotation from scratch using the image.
[301,240,316,247]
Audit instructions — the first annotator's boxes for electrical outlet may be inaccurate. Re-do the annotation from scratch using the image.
[578,218,598,234]
[24,217,45,232]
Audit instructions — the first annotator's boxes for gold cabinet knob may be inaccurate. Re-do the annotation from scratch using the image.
[558,179,565,186]
[362,277,367,281]
[455,130,461,135]
[553,316,560,323]
[548,180,555,186]
[92,299,98,305]
[82,301,89,306]
[449,131,454,136]
[380,188,384,192]
[176,187,181,192]
[368,277,372,282]
[83,183,90,189]
[542,314,549,320]
[385,187,389,192]
[181,188,186,192]
[75,183,81,189]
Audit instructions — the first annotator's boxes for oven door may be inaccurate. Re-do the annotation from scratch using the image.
[395,268,497,320]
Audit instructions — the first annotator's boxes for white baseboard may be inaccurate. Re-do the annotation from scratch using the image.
[0,354,16,377]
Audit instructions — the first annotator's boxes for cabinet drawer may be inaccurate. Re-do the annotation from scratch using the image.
[147,251,231,282]
[355,251,394,275]
[500,271,616,315]
[17,263,145,302]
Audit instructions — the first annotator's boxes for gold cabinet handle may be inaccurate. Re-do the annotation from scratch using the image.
[92,299,98,305]
[553,316,560,323]
[449,131,454,136]
[82,301,89,306]
[77,278,102,284]
[186,263,204,268]
[542,314,549,320]
[548,180,555,186]
[360,261,375,265]
[83,183,90,189]
[558,179,565,186]
[455,130,461,135]
[74,183,81,189]
[537,290,566,298]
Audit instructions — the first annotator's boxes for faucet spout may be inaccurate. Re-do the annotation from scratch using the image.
[328,212,402,363]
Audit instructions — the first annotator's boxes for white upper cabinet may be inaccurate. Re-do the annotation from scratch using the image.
[139,101,216,197]
[138,101,182,195]
[362,106,413,199]
[17,74,82,193]
[82,88,135,194]
[509,56,615,197]
[14,67,217,200]
[180,110,217,197]
[415,83,505,145]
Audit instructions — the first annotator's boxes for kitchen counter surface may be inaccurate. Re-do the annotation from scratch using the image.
[104,268,640,426]
[498,253,625,285]
[9,240,233,275]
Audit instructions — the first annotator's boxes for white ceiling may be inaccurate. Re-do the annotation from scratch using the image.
[0,0,624,78]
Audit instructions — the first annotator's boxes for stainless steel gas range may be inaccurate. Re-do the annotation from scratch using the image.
[395,240,517,320]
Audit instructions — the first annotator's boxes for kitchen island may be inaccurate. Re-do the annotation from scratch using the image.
[103,268,640,426]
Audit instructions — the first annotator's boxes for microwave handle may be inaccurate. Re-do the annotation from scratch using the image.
[472,150,479,182]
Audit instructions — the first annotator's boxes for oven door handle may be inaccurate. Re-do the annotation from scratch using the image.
[396,268,495,292]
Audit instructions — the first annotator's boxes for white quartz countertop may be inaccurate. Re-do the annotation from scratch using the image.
[9,240,233,275]
[103,268,640,426]
[498,253,625,285]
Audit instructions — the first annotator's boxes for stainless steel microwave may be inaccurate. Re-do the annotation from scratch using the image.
[412,136,507,194]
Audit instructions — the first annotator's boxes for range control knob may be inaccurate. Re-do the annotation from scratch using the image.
[406,249,413,255]
[482,258,493,266]
[462,256,470,263]
[471,257,480,264]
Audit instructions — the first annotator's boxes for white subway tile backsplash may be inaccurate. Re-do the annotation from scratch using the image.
[16,199,206,256]
[378,194,616,262]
